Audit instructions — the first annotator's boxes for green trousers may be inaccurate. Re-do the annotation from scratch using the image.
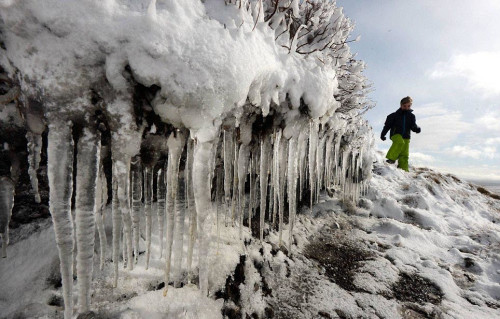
[386,134,410,171]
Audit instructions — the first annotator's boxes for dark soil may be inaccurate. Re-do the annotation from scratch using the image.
[393,272,443,305]
[304,237,372,291]
[216,255,246,319]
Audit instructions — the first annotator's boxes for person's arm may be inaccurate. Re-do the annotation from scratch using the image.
[380,114,393,140]
[411,115,421,133]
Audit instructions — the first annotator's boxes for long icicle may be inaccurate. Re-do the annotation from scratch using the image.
[297,129,307,202]
[249,154,254,230]
[130,157,142,264]
[185,137,197,284]
[95,161,108,271]
[231,139,239,226]
[278,138,288,246]
[164,131,185,293]
[111,163,120,287]
[75,127,101,313]
[26,131,43,203]
[308,121,318,212]
[143,165,153,269]
[271,130,281,227]
[192,141,214,297]
[259,136,269,241]
[223,130,233,226]
[238,144,250,240]
[287,135,298,254]
[157,167,166,259]
[117,157,133,271]
[0,177,14,258]
[172,135,187,288]
[47,120,74,319]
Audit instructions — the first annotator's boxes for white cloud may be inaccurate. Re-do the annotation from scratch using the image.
[475,111,500,132]
[448,145,496,160]
[449,145,481,159]
[430,51,500,97]
[411,152,435,163]
[411,108,471,151]
[414,103,447,117]
[486,137,500,145]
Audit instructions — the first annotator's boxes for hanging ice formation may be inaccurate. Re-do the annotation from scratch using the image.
[0,0,374,317]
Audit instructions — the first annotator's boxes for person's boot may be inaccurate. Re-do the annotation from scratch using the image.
[386,159,396,164]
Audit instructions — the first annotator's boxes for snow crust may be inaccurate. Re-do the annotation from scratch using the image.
[1,0,339,142]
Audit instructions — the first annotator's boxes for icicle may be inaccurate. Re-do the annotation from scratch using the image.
[172,170,185,287]
[333,133,342,186]
[268,135,275,227]
[122,227,127,269]
[252,150,260,227]
[341,148,350,197]
[75,127,101,313]
[130,157,142,264]
[172,138,187,288]
[157,167,166,259]
[249,154,254,229]
[259,136,270,241]
[185,138,196,284]
[223,130,233,225]
[308,121,318,211]
[164,131,185,293]
[47,121,74,319]
[0,177,15,258]
[278,139,288,246]
[316,133,326,201]
[231,140,239,225]
[192,141,214,297]
[26,132,42,203]
[143,165,153,269]
[216,165,223,253]
[116,157,133,271]
[271,130,281,226]
[287,136,298,253]
[297,129,307,202]
[324,133,335,190]
[95,163,108,271]
[111,167,120,287]
[237,144,250,240]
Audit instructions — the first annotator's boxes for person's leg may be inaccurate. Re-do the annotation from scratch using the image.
[397,139,410,171]
[386,134,405,161]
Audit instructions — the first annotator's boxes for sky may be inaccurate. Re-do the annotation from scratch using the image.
[337,0,500,182]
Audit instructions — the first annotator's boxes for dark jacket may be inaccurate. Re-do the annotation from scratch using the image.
[381,108,420,139]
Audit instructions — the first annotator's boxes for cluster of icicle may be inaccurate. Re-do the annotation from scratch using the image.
[39,108,371,318]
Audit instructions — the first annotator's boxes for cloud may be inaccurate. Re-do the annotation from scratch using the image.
[448,145,496,160]
[415,103,447,117]
[411,106,471,151]
[430,51,500,97]
[486,137,500,145]
[411,152,435,163]
[475,111,500,132]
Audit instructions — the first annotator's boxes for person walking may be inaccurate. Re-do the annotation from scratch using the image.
[380,96,421,172]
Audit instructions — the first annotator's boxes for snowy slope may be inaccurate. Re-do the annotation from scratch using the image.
[2,152,500,318]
